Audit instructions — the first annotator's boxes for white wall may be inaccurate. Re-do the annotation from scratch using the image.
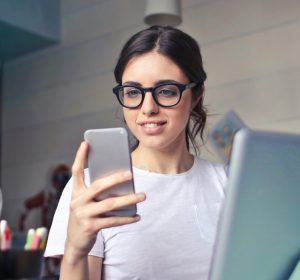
[1,0,300,229]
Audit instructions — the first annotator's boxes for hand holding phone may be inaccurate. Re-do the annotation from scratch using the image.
[63,141,144,266]
[84,127,137,217]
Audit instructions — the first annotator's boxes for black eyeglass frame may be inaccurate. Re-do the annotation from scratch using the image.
[112,81,200,109]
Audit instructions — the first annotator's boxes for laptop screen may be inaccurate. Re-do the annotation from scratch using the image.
[209,129,300,280]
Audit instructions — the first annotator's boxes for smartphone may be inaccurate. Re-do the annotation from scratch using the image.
[84,127,136,217]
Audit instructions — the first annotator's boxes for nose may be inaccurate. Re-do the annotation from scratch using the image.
[141,91,159,116]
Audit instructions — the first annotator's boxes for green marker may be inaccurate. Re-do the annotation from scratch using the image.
[24,228,35,250]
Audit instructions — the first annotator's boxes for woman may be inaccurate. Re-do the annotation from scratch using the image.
[45,25,227,280]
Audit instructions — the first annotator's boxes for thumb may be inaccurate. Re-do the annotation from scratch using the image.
[71,141,88,196]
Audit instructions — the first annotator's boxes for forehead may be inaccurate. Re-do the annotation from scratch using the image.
[122,52,188,84]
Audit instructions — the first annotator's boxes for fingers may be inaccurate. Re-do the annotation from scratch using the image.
[71,141,133,203]
[72,141,89,194]
[79,192,146,217]
[97,215,141,230]
[70,214,141,238]
[84,170,133,202]
[68,192,145,239]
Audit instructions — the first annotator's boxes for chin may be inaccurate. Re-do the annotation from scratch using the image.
[139,137,180,152]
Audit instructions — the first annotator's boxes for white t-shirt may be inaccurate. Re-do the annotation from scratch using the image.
[45,157,227,279]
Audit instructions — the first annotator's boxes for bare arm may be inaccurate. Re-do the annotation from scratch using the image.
[60,254,102,280]
[60,249,89,280]
[60,142,145,280]
[88,256,102,280]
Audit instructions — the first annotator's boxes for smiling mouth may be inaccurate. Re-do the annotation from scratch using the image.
[139,121,167,128]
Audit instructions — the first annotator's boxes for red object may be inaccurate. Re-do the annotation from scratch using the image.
[19,164,71,232]
[1,226,11,250]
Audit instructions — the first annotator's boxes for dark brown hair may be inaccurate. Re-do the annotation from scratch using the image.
[114,25,207,153]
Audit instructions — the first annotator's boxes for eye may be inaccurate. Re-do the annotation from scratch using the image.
[157,86,179,98]
[123,87,141,98]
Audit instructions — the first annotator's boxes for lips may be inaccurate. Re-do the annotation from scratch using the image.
[138,120,167,127]
[137,120,167,134]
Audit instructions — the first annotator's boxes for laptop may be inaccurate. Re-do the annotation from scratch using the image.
[209,129,300,280]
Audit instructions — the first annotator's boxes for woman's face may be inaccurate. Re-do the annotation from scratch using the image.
[122,52,195,152]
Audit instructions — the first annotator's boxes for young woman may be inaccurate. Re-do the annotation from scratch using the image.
[45,25,227,280]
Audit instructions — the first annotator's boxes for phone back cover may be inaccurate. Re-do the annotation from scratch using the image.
[84,127,136,217]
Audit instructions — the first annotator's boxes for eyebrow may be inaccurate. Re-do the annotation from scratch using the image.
[122,79,180,87]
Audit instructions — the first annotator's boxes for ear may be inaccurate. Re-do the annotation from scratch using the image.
[191,84,205,110]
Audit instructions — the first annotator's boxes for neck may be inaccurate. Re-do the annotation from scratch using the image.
[131,143,194,174]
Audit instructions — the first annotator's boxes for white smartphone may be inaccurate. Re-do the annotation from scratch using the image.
[84,127,136,217]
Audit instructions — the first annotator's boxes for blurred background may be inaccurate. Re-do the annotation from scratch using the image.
[0,0,300,231]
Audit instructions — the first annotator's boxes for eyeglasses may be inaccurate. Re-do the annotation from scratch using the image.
[112,82,199,109]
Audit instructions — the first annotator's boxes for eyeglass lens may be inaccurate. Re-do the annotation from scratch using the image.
[119,84,181,108]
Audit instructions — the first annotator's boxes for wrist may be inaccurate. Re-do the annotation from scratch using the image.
[60,244,89,280]
[63,241,88,266]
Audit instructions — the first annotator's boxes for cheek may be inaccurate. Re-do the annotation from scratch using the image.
[123,108,136,126]
[176,98,193,119]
